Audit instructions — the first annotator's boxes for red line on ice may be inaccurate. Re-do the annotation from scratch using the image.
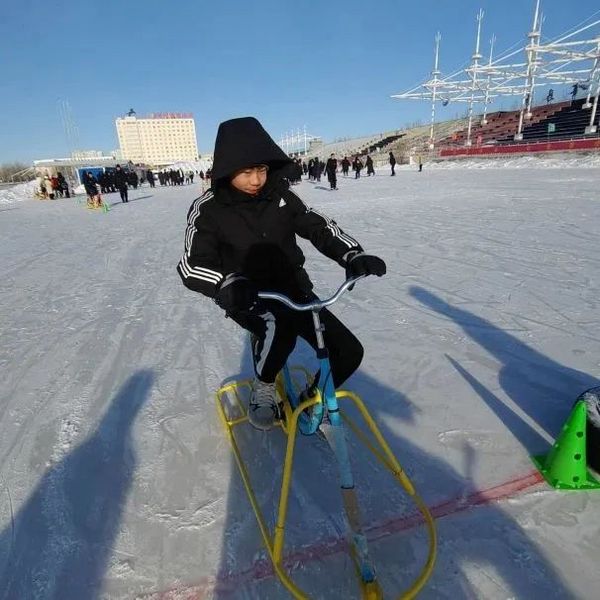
[145,470,544,599]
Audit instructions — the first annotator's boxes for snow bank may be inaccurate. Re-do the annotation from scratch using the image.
[163,159,213,173]
[0,180,38,205]
[423,153,600,170]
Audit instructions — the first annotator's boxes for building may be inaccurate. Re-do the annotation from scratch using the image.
[115,112,199,166]
[71,150,104,160]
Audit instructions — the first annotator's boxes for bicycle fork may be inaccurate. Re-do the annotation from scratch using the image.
[313,309,378,588]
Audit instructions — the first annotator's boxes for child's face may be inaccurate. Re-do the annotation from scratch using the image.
[230,165,268,196]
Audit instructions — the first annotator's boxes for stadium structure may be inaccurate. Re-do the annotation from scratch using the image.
[392,0,600,159]
[283,2,599,167]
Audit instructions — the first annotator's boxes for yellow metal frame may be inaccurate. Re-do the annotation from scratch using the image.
[215,377,437,600]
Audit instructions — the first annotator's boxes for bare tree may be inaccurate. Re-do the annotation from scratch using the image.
[0,162,32,183]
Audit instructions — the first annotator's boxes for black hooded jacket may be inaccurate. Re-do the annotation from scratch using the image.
[177,117,362,300]
[114,168,128,190]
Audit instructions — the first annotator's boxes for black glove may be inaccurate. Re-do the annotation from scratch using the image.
[345,252,386,279]
[215,275,261,313]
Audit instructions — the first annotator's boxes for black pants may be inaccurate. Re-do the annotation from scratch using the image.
[391,164,395,176]
[119,187,128,202]
[328,172,337,189]
[230,303,363,388]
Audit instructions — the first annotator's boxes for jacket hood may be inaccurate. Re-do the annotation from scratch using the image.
[211,117,292,182]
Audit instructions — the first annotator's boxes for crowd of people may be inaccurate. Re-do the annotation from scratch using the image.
[35,172,70,200]
[284,150,401,191]
[33,147,413,209]
[79,165,214,208]
[93,168,153,195]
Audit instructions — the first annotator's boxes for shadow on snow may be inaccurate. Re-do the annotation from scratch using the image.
[409,285,598,455]
[212,295,574,599]
[0,369,154,600]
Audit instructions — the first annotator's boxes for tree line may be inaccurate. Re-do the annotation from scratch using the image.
[0,162,31,183]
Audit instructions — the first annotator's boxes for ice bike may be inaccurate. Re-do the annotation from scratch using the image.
[216,277,437,599]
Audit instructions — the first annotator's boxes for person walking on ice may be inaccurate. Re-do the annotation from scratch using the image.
[389,151,396,176]
[177,117,386,431]
[114,164,129,203]
[325,153,338,190]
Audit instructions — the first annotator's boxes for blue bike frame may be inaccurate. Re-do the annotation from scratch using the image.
[259,276,377,584]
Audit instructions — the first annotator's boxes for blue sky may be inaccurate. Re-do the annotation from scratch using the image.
[1,0,598,162]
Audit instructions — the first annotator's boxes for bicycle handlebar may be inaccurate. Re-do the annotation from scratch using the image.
[257,275,366,311]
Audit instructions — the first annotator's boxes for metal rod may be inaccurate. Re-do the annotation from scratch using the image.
[430,32,442,148]
[258,276,365,312]
[482,35,496,124]
[466,10,484,146]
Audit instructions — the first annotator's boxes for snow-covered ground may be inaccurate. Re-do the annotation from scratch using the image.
[0,180,38,205]
[1,167,600,599]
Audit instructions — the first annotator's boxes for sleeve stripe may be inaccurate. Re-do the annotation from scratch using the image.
[179,254,222,285]
[178,190,224,287]
[291,193,359,250]
[309,207,358,249]
[185,191,214,252]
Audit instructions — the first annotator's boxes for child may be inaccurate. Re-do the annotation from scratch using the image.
[177,117,385,430]
[83,172,102,208]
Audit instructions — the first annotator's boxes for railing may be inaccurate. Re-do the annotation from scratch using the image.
[439,101,572,147]
[438,135,600,158]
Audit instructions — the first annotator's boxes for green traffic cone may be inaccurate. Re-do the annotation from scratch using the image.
[532,400,600,490]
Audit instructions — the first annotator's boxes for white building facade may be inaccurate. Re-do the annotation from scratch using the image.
[115,113,199,166]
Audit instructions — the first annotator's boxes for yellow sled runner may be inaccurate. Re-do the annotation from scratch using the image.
[216,278,436,599]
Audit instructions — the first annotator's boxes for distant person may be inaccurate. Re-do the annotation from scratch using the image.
[389,151,396,176]
[98,171,108,194]
[365,155,375,176]
[83,172,102,208]
[307,158,315,181]
[292,158,303,185]
[106,170,116,193]
[341,156,350,176]
[418,155,423,173]
[44,175,55,199]
[57,172,70,198]
[353,156,363,179]
[325,153,338,190]
[146,169,155,188]
[114,164,129,203]
[129,171,139,189]
[314,159,323,182]
[50,175,61,197]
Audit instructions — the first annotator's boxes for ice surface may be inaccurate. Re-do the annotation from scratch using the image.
[1,167,600,599]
